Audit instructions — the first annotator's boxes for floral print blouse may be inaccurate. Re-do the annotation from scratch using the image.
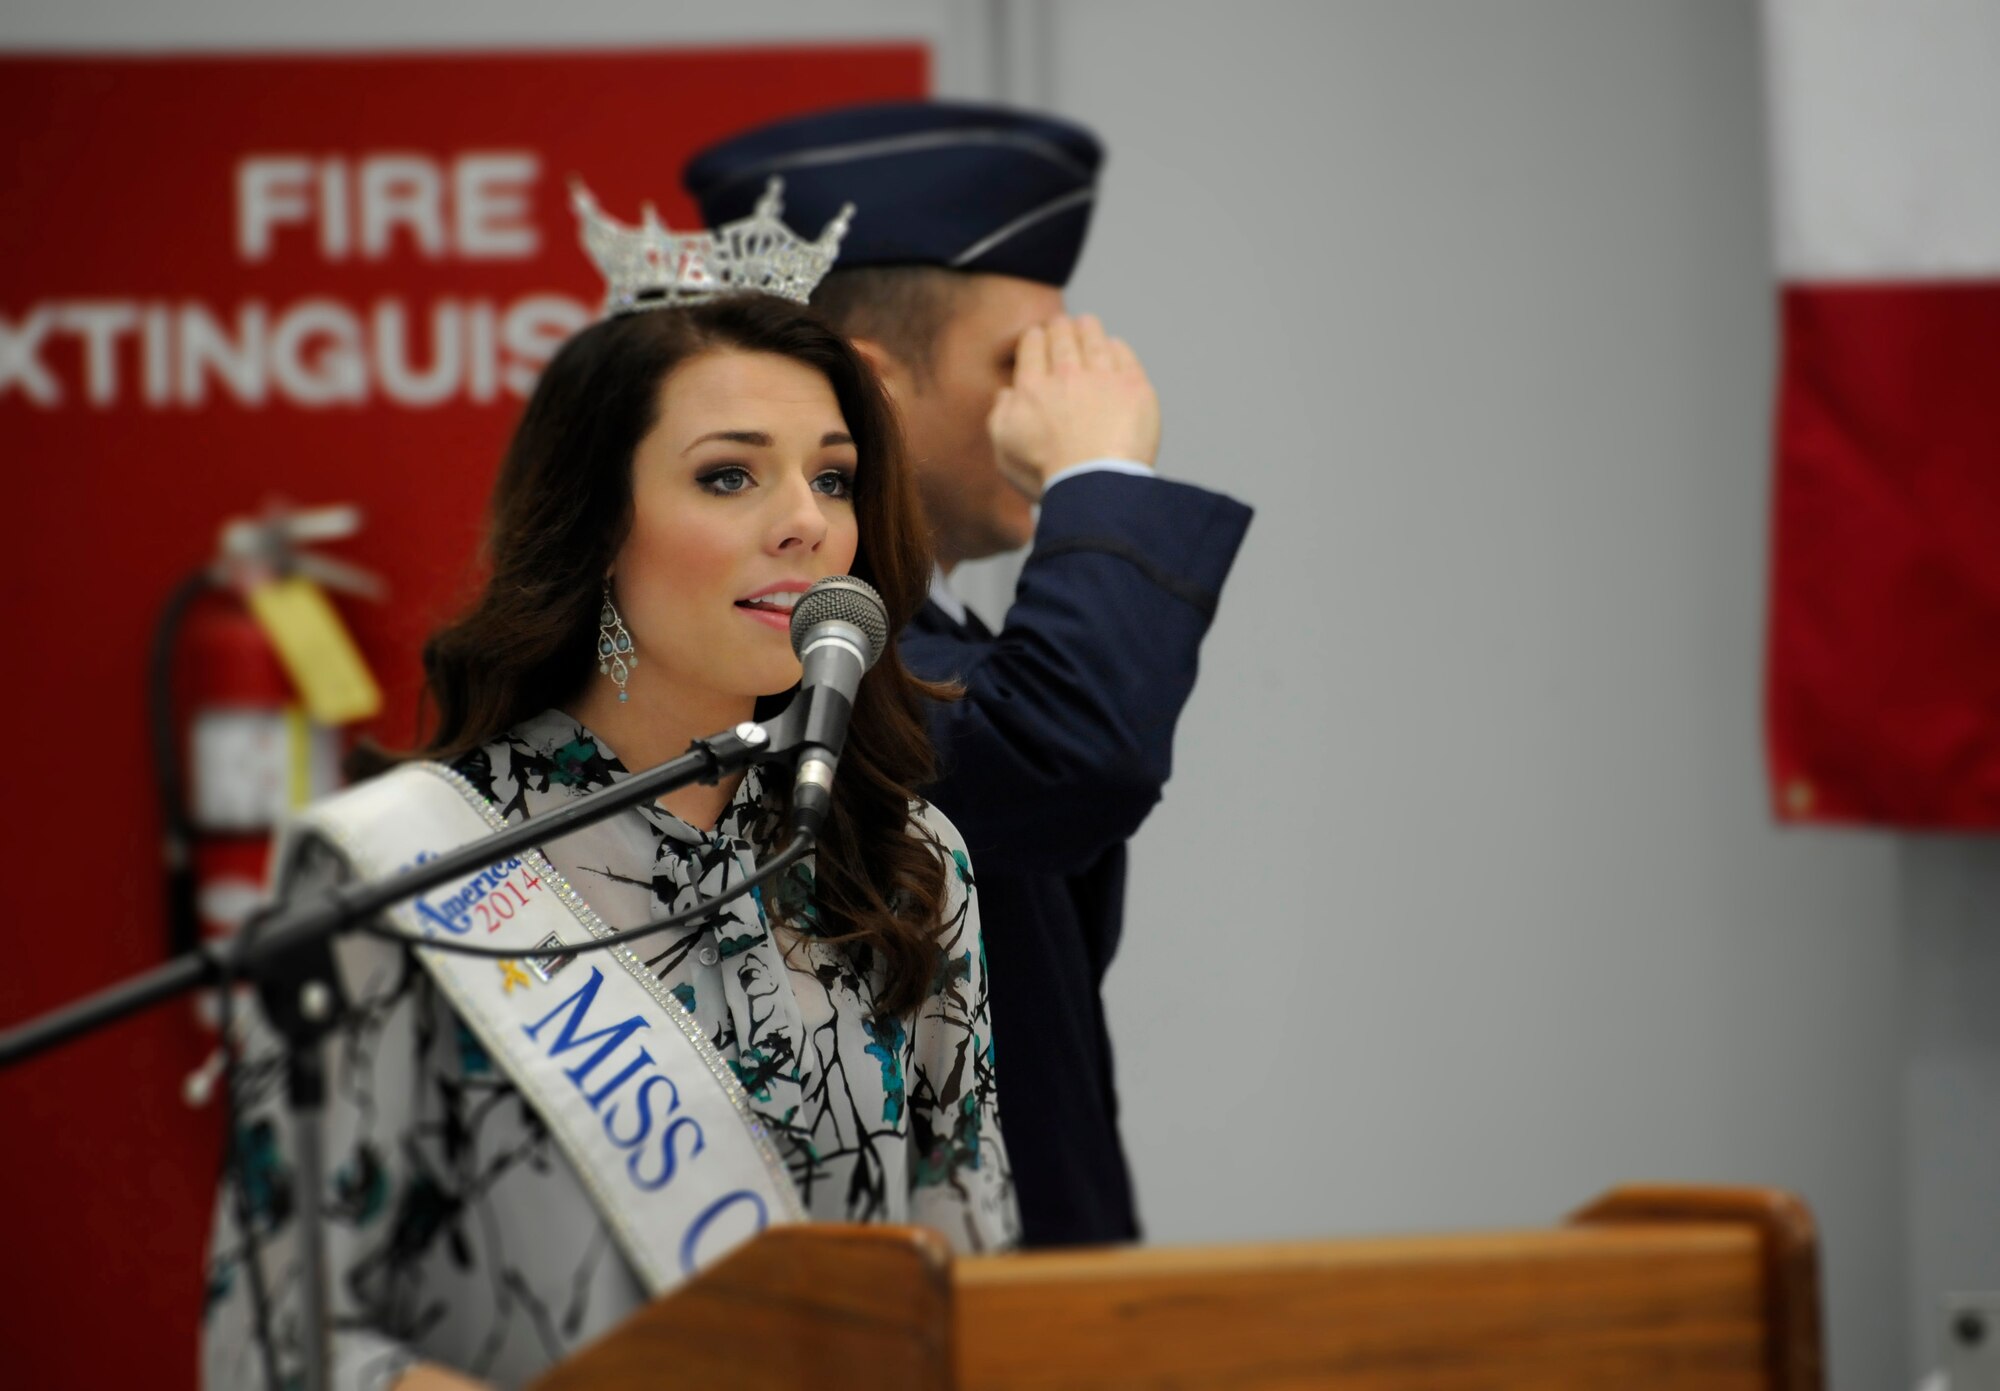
[203,709,1016,1390]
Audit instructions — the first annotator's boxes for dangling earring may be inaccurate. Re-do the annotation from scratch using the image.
[598,580,637,702]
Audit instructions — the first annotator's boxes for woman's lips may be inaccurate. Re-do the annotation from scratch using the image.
[735,584,806,634]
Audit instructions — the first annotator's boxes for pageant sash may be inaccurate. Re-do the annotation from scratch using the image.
[286,761,804,1294]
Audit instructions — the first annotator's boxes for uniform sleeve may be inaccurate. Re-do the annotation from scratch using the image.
[904,806,1020,1253]
[901,473,1252,876]
[200,836,429,1391]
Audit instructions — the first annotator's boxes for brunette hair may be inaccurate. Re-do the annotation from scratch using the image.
[416,296,952,1017]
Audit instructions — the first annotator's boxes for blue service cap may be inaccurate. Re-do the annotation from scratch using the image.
[683,100,1103,288]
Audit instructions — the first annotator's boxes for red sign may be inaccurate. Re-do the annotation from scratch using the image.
[0,46,925,1386]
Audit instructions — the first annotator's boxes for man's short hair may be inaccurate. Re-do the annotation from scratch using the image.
[809,266,968,382]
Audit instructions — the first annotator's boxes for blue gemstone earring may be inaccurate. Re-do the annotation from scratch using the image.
[597,581,636,702]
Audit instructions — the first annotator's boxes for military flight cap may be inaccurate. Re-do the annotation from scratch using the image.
[684,99,1104,288]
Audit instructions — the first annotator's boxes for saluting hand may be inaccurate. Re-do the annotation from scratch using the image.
[988,314,1161,500]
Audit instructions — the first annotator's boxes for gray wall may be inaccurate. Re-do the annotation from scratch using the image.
[4,3,1957,1387]
[1903,837,2000,1374]
[971,4,1908,1388]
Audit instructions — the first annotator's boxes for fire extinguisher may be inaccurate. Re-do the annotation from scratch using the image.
[150,504,384,1001]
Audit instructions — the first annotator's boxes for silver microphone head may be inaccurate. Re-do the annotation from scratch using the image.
[789,575,890,668]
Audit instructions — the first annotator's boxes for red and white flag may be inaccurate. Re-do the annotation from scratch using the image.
[1764,0,2000,826]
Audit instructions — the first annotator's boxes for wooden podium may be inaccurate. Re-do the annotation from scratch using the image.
[527,1185,1821,1390]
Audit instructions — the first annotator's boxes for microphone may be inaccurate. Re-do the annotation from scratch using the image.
[786,575,890,838]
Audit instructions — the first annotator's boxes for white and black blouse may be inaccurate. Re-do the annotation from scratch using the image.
[203,709,1017,1390]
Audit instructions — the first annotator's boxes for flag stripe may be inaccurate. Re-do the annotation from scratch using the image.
[1767,281,2000,825]
[1765,0,2000,278]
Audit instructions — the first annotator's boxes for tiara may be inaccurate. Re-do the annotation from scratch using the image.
[571,177,853,316]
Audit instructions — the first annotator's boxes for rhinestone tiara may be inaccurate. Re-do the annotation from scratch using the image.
[571,177,853,317]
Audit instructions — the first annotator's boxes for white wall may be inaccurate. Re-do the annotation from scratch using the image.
[1,3,1936,1386]
[0,0,987,79]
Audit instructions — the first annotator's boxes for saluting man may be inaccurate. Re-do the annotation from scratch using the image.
[686,101,1252,1247]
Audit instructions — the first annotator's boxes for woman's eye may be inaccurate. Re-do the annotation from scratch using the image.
[812,470,855,499]
[699,466,753,495]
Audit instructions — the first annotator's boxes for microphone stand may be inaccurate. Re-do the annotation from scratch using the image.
[0,700,816,1391]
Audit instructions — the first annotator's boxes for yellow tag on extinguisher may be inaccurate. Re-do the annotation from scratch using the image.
[242,576,383,726]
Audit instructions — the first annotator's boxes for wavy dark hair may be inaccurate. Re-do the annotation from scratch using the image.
[413,295,952,1017]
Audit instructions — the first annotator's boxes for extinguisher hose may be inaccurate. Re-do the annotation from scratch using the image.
[150,568,218,959]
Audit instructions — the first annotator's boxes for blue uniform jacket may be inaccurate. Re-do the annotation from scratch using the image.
[900,471,1252,1246]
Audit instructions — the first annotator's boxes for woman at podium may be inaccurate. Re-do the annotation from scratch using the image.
[201,183,1017,1391]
